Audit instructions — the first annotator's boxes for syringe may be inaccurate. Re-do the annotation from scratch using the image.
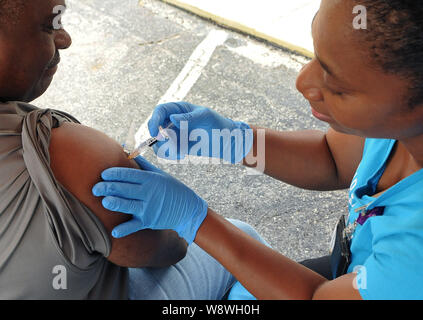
[127,122,175,159]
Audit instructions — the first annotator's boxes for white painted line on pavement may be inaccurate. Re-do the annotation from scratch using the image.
[132,29,228,148]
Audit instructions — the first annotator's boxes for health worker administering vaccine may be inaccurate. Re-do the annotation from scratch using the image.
[92,0,423,300]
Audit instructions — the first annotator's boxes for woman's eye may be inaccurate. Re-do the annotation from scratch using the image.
[327,86,344,96]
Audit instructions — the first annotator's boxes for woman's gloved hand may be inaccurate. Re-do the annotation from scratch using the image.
[92,156,208,244]
[148,101,253,164]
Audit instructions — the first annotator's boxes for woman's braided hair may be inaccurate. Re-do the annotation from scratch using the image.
[355,0,423,107]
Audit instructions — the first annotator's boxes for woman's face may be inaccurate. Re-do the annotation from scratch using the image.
[0,0,71,102]
[296,0,423,141]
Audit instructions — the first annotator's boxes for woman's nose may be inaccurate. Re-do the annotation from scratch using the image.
[55,29,72,50]
[296,60,323,102]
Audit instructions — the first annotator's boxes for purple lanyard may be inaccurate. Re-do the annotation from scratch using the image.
[356,206,385,225]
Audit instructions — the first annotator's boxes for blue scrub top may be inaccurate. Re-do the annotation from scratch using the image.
[347,138,423,300]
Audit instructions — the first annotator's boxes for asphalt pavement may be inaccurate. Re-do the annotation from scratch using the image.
[34,0,348,262]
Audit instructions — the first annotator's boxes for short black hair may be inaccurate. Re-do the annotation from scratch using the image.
[353,0,423,108]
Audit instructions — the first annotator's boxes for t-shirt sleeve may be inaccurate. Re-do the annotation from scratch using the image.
[21,108,112,270]
[357,214,423,300]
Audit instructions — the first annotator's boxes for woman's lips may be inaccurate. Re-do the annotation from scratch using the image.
[311,106,333,122]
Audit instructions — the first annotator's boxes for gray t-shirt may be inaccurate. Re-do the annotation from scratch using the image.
[0,102,128,299]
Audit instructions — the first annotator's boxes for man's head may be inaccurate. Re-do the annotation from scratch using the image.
[0,0,71,102]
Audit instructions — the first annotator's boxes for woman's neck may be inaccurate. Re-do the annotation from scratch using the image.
[398,134,423,171]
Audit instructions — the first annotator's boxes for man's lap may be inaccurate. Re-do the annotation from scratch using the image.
[128,219,331,300]
[128,219,263,300]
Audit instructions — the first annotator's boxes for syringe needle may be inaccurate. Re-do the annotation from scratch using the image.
[128,138,157,160]
[127,122,175,160]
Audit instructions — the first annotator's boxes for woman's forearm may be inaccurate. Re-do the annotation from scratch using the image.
[243,126,341,191]
[195,208,328,300]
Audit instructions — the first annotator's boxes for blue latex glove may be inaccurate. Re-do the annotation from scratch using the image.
[92,156,208,244]
[148,102,253,164]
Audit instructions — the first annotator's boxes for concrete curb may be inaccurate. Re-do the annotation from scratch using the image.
[158,0,315,58]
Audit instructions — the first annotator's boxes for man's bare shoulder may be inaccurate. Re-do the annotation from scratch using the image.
[48,122,138,248]
[48,122,188,267]
[49,121,138,222]
[49,121,136,179]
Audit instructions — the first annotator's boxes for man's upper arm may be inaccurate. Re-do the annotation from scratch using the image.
[48,122,187,268]
[325,128,365,189]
